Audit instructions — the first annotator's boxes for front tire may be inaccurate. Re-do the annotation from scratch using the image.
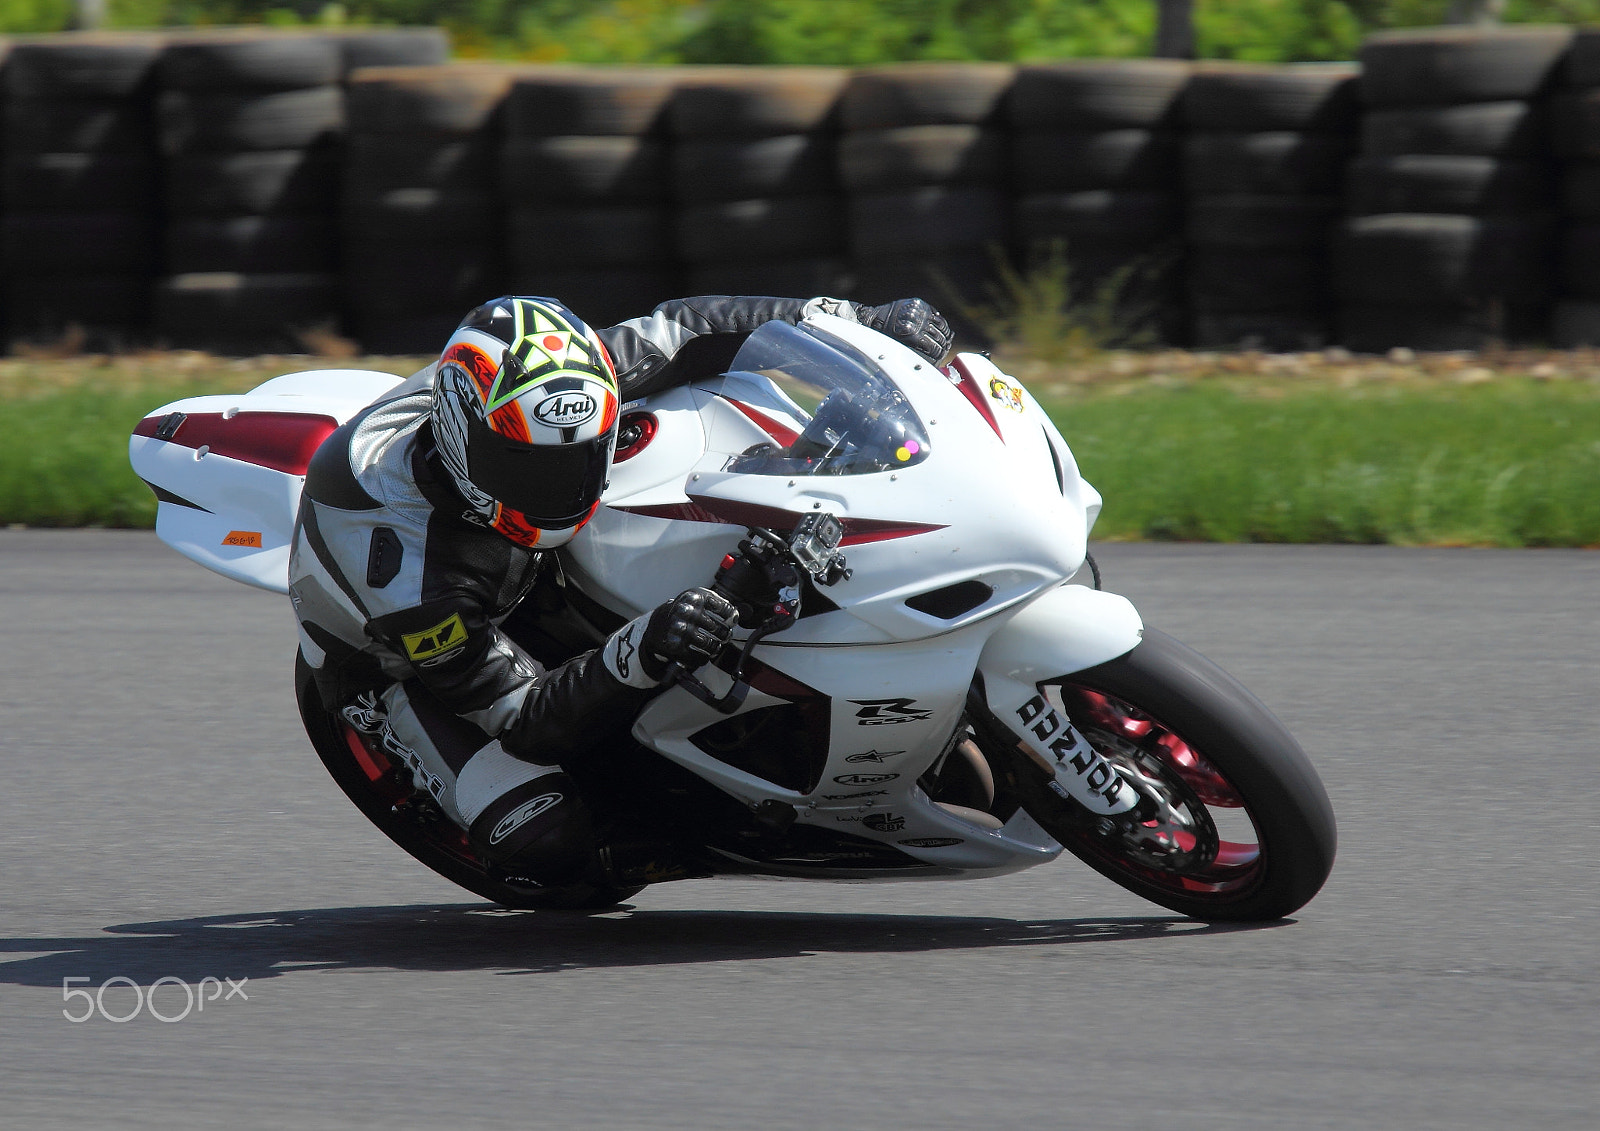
[295,653,643,911]
[1014,628,1336,921]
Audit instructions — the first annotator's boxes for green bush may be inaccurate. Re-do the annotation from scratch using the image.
[1,1,1596,62]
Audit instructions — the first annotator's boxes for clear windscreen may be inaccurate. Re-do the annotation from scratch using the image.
[722,321,932,477]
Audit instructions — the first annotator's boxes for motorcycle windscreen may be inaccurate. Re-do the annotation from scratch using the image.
[722,321,932,477]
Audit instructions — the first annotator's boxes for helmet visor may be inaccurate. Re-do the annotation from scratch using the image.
[464,412,613,528]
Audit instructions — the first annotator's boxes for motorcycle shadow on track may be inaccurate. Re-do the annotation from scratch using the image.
[0,905,1288,987]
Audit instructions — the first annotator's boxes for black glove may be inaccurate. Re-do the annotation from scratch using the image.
[641,588,739,680]
[859,298,954,363]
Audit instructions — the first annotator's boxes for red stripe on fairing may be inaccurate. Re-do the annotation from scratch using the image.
[947,357,1003,440]
[133,411,338,475]
[725,398,800,446]
[612,496,944,545]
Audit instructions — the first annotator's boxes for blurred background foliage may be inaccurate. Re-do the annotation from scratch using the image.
[0,0,1598,62]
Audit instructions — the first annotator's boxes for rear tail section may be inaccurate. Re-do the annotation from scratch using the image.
[129,368,406,593]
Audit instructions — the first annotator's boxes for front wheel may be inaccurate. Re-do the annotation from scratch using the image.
[1011,628,1336,921]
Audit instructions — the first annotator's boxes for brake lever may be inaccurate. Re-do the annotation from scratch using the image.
[663,661,750,715]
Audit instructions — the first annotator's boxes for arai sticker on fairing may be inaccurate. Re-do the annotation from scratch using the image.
[1013,694,1138,814]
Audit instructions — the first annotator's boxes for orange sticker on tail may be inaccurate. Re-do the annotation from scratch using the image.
[222,530,263,547]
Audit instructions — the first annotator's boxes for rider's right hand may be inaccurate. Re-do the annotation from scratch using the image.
[641,588,740,679]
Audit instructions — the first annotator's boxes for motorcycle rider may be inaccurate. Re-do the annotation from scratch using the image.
[288,293,953,893]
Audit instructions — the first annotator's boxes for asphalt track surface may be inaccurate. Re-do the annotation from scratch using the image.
[1,531,1596,1130]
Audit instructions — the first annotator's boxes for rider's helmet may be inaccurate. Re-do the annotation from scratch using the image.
[431,296,619,548]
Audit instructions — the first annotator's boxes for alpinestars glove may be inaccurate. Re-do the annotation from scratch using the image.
[859,298,954,363]
[640,588,739,680]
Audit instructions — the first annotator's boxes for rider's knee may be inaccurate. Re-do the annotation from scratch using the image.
[467,773,594,884]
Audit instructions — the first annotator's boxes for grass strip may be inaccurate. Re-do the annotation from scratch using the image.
[1042,380,1600,547]
[2,360,1599,546]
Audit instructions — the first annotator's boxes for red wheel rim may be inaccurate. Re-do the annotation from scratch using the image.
[1052,684,1266,898]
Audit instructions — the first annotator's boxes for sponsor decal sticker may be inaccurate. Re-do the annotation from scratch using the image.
[402,613,468,662]
[833,773,898,786]
[221,530,263,547]
[898,837,964,848]
[850,698,933,726]
[862,812,906,833]
[988,376,1025,413]
[1015,694,1131,812]
[845,749,905,764]
[532,390,598,427]
[820,789,888,800]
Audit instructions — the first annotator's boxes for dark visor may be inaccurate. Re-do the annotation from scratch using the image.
[464,412,613,527]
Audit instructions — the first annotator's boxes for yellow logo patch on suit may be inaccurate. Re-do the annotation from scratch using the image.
[402,613,468,661]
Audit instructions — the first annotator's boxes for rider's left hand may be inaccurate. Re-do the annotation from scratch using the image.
[640,588,740,679]
[859,298,954,364]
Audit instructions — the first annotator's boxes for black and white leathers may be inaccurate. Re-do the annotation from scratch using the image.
[288,296,864,784]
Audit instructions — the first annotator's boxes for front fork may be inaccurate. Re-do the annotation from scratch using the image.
[974,583,1150,819]
[984,683,1142,817]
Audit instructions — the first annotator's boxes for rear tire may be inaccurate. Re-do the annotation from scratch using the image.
[1016,628,1336,921]
[294,654,643,911]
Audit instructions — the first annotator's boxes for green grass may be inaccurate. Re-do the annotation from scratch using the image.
[5,366,1600,545]
[1044,380,1600,547]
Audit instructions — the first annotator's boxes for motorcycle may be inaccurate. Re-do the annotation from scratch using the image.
[129,312,1336,920]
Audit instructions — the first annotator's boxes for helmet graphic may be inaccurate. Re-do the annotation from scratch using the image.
[431,296,619,549]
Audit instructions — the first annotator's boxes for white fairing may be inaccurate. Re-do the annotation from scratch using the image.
[134,322,1148,883]
[128,369,405,593]
[564,314,1145,878]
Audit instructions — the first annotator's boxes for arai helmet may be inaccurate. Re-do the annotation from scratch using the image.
[431,296,619,548]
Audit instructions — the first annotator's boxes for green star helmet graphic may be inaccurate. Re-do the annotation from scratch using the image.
[484,299,617,413]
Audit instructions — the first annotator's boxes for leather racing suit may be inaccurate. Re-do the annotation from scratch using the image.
[288,295,872,887]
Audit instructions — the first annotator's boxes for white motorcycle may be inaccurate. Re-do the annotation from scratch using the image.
[130,313,1335,920]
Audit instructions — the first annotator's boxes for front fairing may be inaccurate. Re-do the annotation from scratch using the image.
[568,314,1093,646]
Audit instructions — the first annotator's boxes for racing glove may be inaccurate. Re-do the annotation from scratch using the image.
[639,588,740,680]
[858,298,954,363]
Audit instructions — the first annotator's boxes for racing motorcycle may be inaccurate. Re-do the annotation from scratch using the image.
[129,312,1336,920]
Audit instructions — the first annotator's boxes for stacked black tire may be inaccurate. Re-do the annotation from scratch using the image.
[502,69,680,328]
[1337,26,1572,351]
[154,31,348,352]
[2,34,164,347]
[671,67,849,299]
[1182,63,1359,350]
[1549,30,1600,346]
[331,27,450,76]
[343,64,515,353]
[838,63,1014,319]
[1008,60,1189,344]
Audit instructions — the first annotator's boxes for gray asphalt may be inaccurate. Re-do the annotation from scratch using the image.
[1,531,1596,1130]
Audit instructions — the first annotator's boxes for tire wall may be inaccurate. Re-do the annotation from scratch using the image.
[2,34,166,347]
[1337,25,1572,352]
[1551,29,1600,346]
[1183,63,1359,351]
[0,26,1592,354]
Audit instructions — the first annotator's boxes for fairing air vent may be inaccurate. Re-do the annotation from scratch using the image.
[905,580,994,620]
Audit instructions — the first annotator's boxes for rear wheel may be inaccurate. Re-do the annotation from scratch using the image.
[294,654,643,911]
[1014,628,1336,921]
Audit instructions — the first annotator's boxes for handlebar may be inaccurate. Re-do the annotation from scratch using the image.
[665,513,850,714]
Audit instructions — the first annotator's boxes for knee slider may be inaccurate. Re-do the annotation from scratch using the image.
[468,772,593,885]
